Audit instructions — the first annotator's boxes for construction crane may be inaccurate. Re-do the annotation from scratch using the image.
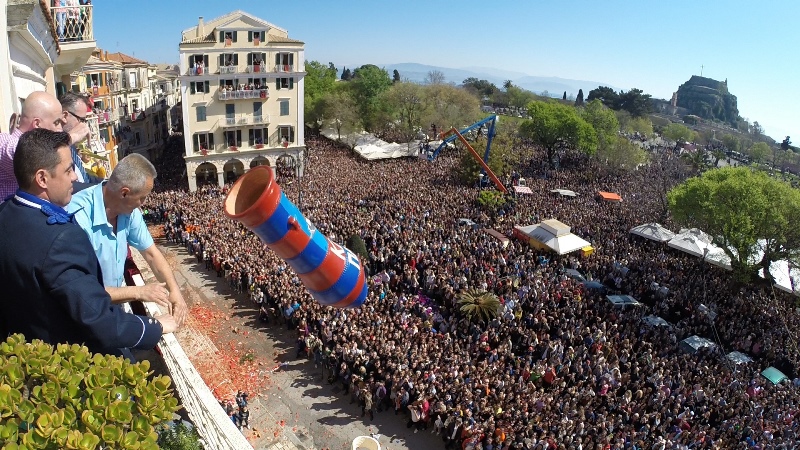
[427,115,508,194]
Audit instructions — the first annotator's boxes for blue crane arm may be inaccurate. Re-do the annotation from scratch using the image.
[429,115,498,160]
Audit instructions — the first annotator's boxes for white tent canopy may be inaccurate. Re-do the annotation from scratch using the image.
[679,335,717,354]
[321,129,420,160]
[550,189,578,197]
[630,223,675,243]
[667,228,732,269]
[514,219,591,255]
[606,295,641,307]
[726,351,753,365]
[760,259,800,295]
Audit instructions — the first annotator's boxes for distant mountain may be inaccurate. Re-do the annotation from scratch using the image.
[379,62,620,97]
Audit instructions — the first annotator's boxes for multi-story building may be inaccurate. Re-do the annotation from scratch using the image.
[155,64,182,134]
[178,10,306,191]
[76,49,122,162]
[0,0,95,127]
[108,52,166,160]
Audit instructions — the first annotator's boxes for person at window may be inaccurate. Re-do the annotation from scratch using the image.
[0,129,176,357]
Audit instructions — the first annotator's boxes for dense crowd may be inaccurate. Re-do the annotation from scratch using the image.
[144,134,800,449]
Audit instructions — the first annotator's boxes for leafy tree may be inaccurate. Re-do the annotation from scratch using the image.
[319,85,360,144]
[392,69,401,83]
[158,422,203,450]
[340,67,352,81]
[562,91,567,100]
[345,234,369,262]
[581,99,619,155]
[752,121,764,137]
[519,100,598,166]
[628,116,654,136]
[422,83,480,132]
[425,70,446,85]
[574,89,584,106]
[587,86,619,109]
[617,88,652,117]
[383,82,426,145]
[680,150,707,174]
[458,289,501,323]
[662,123,696,143]
[462,78,498,98]
[457,124,514,184]
[475,190,508,210]
[710,147,727,167]
[747,141,770,164]
[304,61,338,127]
[596,136,648,171]
[781,136,791,151]
[506,85,536,109]
[503,80,513,90]
[721,134,741,154]
[351,65,393,131]
[668,167,800,280]
[0,334,180,450]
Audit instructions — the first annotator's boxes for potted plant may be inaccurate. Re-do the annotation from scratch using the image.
[0,334,181,450]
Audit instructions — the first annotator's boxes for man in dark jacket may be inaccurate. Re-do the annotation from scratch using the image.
[0,129,176,356]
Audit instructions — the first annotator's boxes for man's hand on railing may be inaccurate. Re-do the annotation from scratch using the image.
[155,313,179,334]
[169,289,189,326]
[136,282,172,314]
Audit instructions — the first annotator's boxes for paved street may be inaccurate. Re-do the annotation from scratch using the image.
[139,242,442,450]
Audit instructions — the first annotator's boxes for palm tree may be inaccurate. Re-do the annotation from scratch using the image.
[680,150,707,174]
[458,289,501,323]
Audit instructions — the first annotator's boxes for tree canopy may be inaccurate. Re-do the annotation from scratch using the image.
[519,100,598,166]
[580,99,619,155]
[303,61,338,127]
[587,86,652,117]
[662,123,696,143]
[350,65,393,131]
[668,166,800,280]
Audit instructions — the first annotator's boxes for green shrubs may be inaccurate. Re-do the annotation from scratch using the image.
[0,334,181,449]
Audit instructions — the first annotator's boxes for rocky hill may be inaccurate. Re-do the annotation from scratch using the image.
[675,76,739,126]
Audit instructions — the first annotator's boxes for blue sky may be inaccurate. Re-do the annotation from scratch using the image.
[95,0,798,141]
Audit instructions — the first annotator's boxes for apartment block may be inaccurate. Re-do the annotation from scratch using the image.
[179,10,305,191]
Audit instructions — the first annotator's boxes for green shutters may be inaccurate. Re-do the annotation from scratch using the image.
[219,31,225,42]
[190,82,196,94]
[289,78,294,89]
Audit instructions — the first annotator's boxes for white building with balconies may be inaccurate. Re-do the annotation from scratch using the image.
[179,10,305,191]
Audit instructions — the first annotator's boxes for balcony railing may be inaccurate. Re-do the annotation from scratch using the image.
[246,64,267,73]
[95,110,119,124]
[275,64,294,73]
[221,116,252,127]
[187,66,206,76]
[51,4,93,43]
[251,114,270,124]
[217,89,269,101]
[219,66,237,74]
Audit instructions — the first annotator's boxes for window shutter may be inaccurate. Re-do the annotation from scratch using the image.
[219,54,224,68]
[236,130,242,146]
[248,31,253,42]
[204,55,209,67]
[289,53,294,65]
[289,78,294,89]
[204,81,209,92]
[190,83,196,94]
[219,31,224,42]
[233,31,238,42]
[261,53,266,64]
[289,127,295,143]
[208,132,214,147]
[276,79,280,90]
[247,53,253,65]
[275,53,280,66]
[188,56,193,69]
[85,74,91,86]
[193,135,199,152]
[248,129,254,145]
[234,54,239,65]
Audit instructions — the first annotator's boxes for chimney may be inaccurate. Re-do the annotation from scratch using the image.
[197,17,204,38]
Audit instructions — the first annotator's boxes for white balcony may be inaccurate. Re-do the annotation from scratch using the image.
[217,89,269,101]
[51,4,95,76]
[247,64,267,74]
[219,66,238,74]
[220,116,251,127]
[186,66,206,76]
[251,114,270,125]
[275,64,294,73]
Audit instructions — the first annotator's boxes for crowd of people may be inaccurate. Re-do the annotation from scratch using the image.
[144,133,800,449]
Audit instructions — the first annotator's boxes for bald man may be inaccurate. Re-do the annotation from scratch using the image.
[0,91,89,199]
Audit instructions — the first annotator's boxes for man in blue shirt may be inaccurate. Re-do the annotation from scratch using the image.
[0,129,175,355]
[67,154,187,325]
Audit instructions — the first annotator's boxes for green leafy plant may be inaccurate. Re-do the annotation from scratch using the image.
[458,289,501,323]
[157,422,203,450]
[0,334,181,449]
